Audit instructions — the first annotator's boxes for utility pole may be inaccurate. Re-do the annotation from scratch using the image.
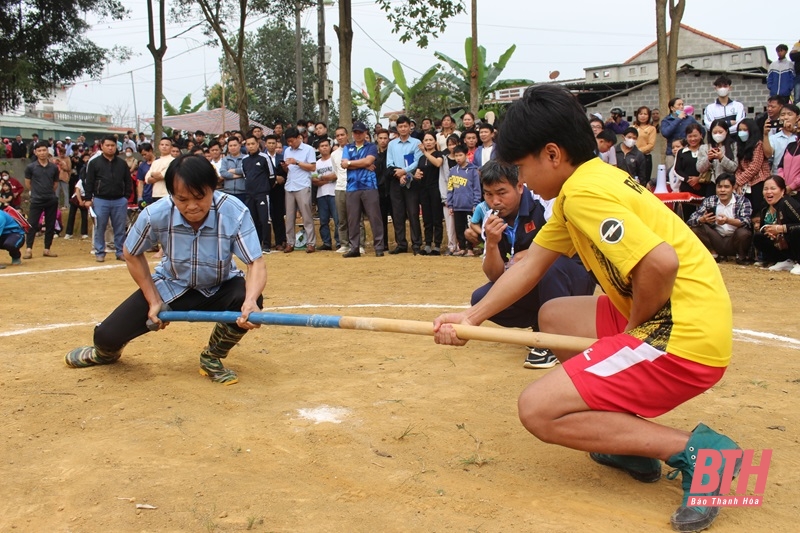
[469,0,478,114]
[317,0,329,124]
[130,71,139,133]
[295,1,304,121]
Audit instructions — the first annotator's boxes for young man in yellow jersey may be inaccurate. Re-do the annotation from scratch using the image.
[434,85,741,533]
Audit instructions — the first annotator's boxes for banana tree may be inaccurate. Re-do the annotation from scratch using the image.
[378,60,440,117]
[163,94,205,116]
[352,67,396,123]
[434,37,533,110]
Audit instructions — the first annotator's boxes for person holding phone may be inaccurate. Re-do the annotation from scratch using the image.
[687,174,753,263]
[697,119,738,197]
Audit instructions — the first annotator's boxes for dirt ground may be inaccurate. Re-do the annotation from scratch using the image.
[2,230,799,533]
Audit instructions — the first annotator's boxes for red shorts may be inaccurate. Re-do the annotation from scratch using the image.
[562,295,726,418]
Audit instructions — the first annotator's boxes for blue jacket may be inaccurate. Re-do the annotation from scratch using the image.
[446,163,481,211]
[767,58,795,97]
[220,153,246,195]
[473,144,497,167]
[661,113,700,156]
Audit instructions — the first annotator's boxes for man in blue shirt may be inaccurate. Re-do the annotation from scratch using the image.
[341,121,384,257]
[65,155,266,386]
[386,115,424,254]
[219,137,246,202]
[281,127,318,253]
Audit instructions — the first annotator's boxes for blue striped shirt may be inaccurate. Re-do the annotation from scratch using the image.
[125,191,262,303]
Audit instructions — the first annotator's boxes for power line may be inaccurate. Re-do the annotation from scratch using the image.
[351,17,424,76]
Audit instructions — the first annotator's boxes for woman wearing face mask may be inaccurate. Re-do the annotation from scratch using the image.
[697,119,738,197]
[734,118,771,226]
[752,175,800,273]
[661,97,699,169]
[674,123,706,220]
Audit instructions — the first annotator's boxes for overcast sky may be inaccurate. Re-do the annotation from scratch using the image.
[68,0,799,128]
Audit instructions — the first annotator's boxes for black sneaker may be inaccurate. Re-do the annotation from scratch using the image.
[318,243,333,251]
[523,347,559,369]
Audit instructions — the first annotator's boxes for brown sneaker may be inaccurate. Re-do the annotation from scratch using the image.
[43,250,58,257]
[22,250,32,259]
[284,245,294,253]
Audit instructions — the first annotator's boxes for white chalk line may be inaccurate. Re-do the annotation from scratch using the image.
[0,264,127,277]
[1,303,798,351]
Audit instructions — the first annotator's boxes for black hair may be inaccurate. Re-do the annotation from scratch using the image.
[714,75,732,87]
[191,146,205,155]
[335,126,348,135]
[34,140,49,150]
[715,173,735,187]
[684,123,704,139]
[207,140,221,150]
[315,122,327,129]
[446,134,460,146]
[668,97,682,111]
[226,136,240,145]
[766,174,787,191]
[452,144,467,155]
[633,106,651,126]
[138,142,153,153]
[195,130,205,136]
[317,137,331,147]
[736,118,759,161]
[767,95,787,105]
[396,115,411,125]
[589,116,604,126]
[285,127,301,139]
[783,103,800,115]
[479,123,495,133]
[497,85,596,165]
[707,119,731,147]
[264,134,279,142]
[777,44,789,53]
[462,111,476,122]
[623,126,638,137]
[421,132,437,143]
[102,135,117,145]
[481,160,519,187]
[596,129,617,143]
[165,154,218,197]
[244,134,258,143]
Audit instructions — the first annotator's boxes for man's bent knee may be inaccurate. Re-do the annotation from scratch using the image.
[518,381,558,443]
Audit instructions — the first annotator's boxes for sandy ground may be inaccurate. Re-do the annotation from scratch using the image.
[1,229,799,532]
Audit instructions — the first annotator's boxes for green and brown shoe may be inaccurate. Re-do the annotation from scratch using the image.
[199,354,238,385]
[64,346,121,368]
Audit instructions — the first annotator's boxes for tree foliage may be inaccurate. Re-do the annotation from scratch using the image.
[0,0,128,113]
[379,60,440,118]
[163,94,205,116]
[237,19,318,126]
[375,0,466,48]
[434,38,533,110]
[352,68,396,123]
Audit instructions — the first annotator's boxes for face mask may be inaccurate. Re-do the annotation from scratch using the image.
[389,121,397,128]
[716,87,730,98]
[298,127,306,133]
[623,138,636,148]
[125,152,133,157]
[712,133,726,144]
[737,131,749,142]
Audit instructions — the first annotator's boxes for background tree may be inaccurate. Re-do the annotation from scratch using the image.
[352,68,396,124]
[435,38,533,111]
[163,94,206,116]
[146,0,167,142]
[379,60,439,118]
[335,0,465,135]
[656,0,686,117]
[237,19,317,127]
[405,78,461,123]
[0,0,127,113]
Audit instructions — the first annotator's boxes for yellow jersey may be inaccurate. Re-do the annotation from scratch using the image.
[534,158,732,367]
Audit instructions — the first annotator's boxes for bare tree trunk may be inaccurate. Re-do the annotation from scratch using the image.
[146,0,167,142]
[317,0,329,124]
[655,0,669,117]
[667,0,685,102]
[469,0,478,113]
[335,0,353,133]
[295,2,304,121]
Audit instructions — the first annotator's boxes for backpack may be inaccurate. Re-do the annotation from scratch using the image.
[3,206,31,233]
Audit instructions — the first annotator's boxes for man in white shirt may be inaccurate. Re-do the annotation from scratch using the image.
[312,138,339,250]
[145,138,175,203]
[281,127,317,253]
[703,75,746,135]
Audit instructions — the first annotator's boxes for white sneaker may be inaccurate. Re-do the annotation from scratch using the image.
[63,234,73,240]
[359,246,365,254]
[336,246,350,254]
[791,264,800,275]
[81,234,89,240]
[768,259,795,272]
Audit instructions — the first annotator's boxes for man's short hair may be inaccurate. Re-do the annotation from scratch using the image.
[777,44,789,53]
[479,123,495,133]
[195,130,205,136]
[716,173,735,187]
[452,144,467,155]
[783,103,800,115]
[34,140,49,150]
[623,127,639,137]
[713,75,732,87]
[317,137,331,147]
[138,142,153,153]
[596,129,617,143]
[589,116,604,127]
[227,137,240,145]
[315,122,327,129]
[244,134,258,143]
[768,95,787,105]
[102,135,117,145]
[264,134,278,142]
[285,127,301,139]
[335,126,348,135]
[207,140,220,150]
[497,86,597,166]
[396,115,411,126]
[481,160,519,187]
[165,154,218,196]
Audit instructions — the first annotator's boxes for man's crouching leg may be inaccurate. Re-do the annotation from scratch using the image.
[65,344,124,368]
[198,322,247,385]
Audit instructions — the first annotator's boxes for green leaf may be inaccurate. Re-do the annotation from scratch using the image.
[433,51,467,76]
[392,60,409,94]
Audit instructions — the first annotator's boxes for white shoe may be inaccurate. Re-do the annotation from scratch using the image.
[336,246,350,254]
[791,264,800,275]
[81,234,89,240]
[63,234,73,240]
[359,246,365,254]
[768,259,795,272]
